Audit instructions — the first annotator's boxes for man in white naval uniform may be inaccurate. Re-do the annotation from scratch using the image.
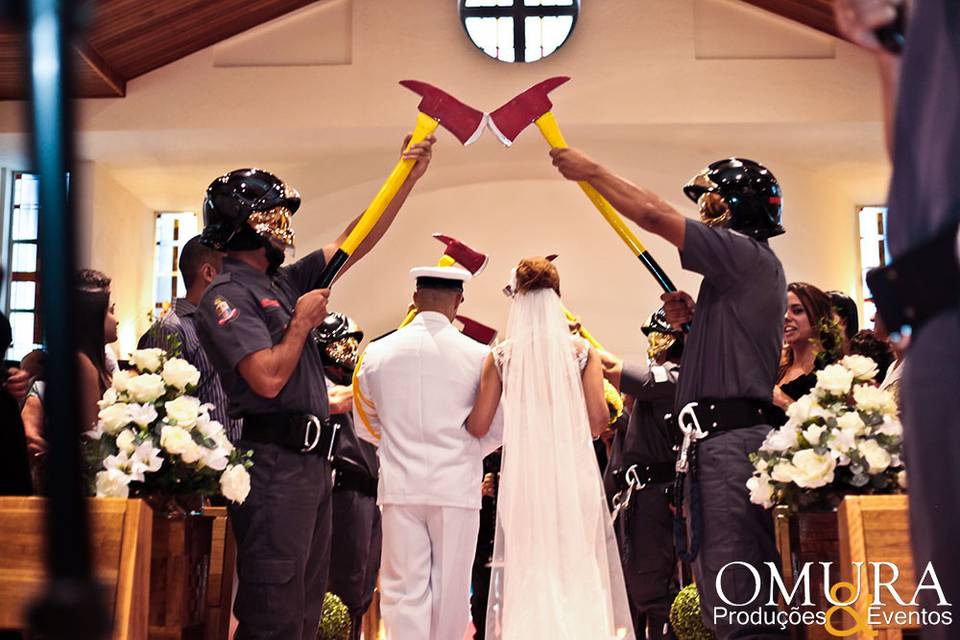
[354,265,501,640]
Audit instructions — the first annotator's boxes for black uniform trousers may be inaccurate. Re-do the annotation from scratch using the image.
[616,481,676,640]
[688,425,786,640]
[328,487,382,640]
[229,442,333,640]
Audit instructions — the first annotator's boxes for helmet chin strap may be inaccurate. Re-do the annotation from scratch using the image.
[264,242,286,275]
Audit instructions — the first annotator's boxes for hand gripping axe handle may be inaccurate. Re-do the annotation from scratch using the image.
[488,77,680,296]
[399,233,489,328]
[317,81,486,288]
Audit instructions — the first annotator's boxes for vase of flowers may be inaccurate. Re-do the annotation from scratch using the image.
[83,347,252,507]
[748,355,905,640]
[82,348,253,638]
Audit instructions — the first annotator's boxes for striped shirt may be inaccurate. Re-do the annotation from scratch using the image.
[138,298,242,442]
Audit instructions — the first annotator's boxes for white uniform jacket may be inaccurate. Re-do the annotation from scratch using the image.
[354,311,502,509]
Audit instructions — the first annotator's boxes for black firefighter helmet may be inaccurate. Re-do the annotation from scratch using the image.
[683,158,784,240]
[201,168,301,252]
[641,307,684,361]
[316,313,364,375]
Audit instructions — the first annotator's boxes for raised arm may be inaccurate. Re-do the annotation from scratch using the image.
[550,147,687,250]
[323,136,436,280]
[467,353,502,439]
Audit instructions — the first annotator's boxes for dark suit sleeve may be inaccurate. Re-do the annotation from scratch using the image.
[621,362,678,403]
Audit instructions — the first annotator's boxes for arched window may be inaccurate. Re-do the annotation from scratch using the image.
[459,0,579,63]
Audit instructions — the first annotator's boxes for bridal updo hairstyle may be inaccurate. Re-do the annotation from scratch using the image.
[515,257,560,296]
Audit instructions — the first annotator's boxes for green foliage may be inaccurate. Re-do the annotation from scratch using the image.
[317,592,351,640]
[669,584,716,640]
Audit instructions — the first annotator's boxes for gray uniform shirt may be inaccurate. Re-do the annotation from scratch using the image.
[887,0,960,257]
[196,250,330,420]
[675,219,786,408]
[620,361,680,467]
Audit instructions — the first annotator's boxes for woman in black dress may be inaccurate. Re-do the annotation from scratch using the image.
[770,282,845,425]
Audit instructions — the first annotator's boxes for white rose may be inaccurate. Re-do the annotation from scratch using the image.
[771,462,797,484]
[130,348,164,373]
[160,425,195,457]
[97,387,118,410]
[858,439,892,474]
[853,384,898,415]
[816,364,855,396]
[96,468,131,498]
[897,470,908,489]
[126,373,167,404]
[115,429,137,455]
[756,459,770,473]
[162,358,200,391]
[201,446,230,472]
[220,465,251,504]
[111,369,135,394]
[789,449,836,489]
[97,403,132,435]
[829,427,859,460]
[747,474,775,509]
[802,424,827,447]
[131,440,163,475]
[179,440,204,464]
[128,403,158,428]
[876,417,903,437]
[165,396,201,428]
[196,413,224,439]
[841,355,880,382]
[786,394,825,424]
[836,411,866,436]
[761,425,799,453]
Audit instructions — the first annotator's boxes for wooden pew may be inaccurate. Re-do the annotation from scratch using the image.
[203,505,236,640]
[0,497,152,639]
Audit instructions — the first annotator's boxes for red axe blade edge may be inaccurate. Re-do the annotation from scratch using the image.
[456,315,498,345]
[399,80,487,146]
[487,76,571,147]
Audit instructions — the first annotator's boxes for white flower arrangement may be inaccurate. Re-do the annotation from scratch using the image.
[748,356,904,511]
[83,348,252,505]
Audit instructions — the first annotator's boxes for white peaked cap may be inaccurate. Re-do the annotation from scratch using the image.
[409,265,473,283]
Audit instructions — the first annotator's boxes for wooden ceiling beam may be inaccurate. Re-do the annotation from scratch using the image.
[73,40,125,98]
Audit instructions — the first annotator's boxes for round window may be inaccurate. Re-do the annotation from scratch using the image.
[459,0,579,64]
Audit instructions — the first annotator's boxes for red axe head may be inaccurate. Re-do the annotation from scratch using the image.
[400,80,487,145]
[455,315,498,345]
[487,76,570,147]
[433,233,489,276]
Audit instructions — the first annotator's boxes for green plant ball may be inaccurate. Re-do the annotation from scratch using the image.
[317,592,352,640]
[669,583,716,640]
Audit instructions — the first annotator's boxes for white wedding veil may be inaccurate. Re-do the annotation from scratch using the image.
[485,284,635,640]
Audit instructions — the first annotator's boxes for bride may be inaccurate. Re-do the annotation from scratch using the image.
[467,257,635,640]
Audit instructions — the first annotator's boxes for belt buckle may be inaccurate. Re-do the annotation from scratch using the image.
[301,414,322,453]
[326,420,340,462]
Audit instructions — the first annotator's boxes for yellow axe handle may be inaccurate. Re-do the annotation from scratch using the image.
[534,111,679,296]
[397,254,457,328]
[562,306,605,351]
[319,111,440,287]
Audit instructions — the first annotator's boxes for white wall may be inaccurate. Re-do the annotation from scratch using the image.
[74,162,155,356]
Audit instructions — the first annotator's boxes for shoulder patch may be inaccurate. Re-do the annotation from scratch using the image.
[214,295,239,326]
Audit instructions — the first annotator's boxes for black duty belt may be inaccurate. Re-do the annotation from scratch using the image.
[241,412,339,461]
[334,468,378,497]
[673,397,773,563]
[867,221,960,341]
[610,462,675,523]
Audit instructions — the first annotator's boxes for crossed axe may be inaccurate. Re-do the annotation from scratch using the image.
[316,77,681,299]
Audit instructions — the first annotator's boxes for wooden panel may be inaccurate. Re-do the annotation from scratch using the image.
[0,497,152,639]
[204,506,236,640]
[839,495,918,639]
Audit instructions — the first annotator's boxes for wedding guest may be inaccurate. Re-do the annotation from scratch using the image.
[770,282,844,424]
[76,268,120,375]
[873,316,906,413]
[828,290,859,342]
[0,299,32,496]
[848,329,894,382]
[77,285,118,432]
[138,236,241,441]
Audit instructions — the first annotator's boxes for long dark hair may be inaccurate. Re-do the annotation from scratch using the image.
[778,282,844,381]
[76,288,111,392]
